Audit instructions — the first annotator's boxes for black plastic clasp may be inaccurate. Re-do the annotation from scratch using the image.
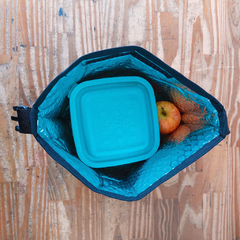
[11,106,32,134]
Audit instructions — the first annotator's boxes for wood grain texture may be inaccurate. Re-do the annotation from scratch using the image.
[0,0,239,239]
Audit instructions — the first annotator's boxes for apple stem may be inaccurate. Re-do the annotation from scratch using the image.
[161,107,167,116]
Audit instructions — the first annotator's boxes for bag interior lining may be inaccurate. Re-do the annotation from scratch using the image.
[37,53,220,197]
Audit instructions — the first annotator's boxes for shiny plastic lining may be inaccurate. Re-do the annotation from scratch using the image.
[37,53,220,197]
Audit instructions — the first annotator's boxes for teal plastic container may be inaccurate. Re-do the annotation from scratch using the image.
[69,76,160,168]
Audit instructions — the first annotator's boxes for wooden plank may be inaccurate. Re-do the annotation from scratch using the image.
[153,198,179,240]
[0,0,239,239]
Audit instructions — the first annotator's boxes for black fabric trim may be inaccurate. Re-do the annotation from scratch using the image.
[35,134,224,201]
[130,49,230,136]
[35,134,136,200]
[132,135,224,200]
[34,47,137,108]
[30,106,39,137]
[31,46,230,201]
[11,106,32,134]
[34,46,230,137]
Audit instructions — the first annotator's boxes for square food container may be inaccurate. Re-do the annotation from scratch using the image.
[69,76,160,168]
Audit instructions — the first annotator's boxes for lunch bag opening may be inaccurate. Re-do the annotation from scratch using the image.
[35,50,221,199]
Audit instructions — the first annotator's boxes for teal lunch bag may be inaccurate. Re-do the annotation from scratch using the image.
[12,46,230,201]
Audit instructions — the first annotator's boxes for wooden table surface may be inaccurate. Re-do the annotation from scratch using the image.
[0,0,239,239]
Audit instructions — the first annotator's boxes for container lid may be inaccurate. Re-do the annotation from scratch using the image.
[69,76,160,168]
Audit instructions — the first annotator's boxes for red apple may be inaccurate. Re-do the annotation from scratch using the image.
[156,101,181,134]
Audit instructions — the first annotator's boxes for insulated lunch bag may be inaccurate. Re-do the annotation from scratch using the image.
[12,46,230,201]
